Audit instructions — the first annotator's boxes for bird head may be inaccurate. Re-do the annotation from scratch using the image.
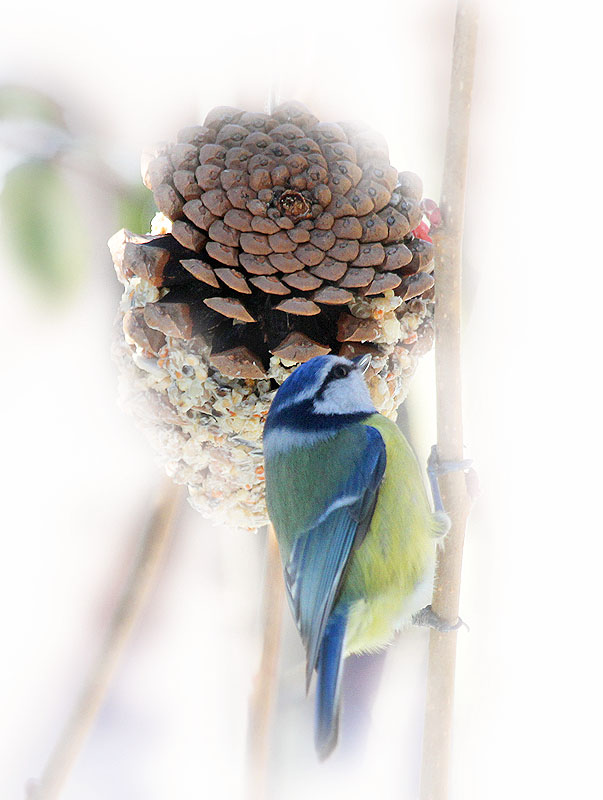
[263,355,376,453]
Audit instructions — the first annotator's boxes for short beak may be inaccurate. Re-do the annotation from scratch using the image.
[352,354,372,374]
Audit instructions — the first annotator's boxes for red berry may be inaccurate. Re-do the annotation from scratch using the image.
[412,220,432,242]
[429,207,442,227]
[421,198,437,214]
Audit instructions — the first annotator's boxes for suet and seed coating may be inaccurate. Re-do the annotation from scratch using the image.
[111,102,438,530]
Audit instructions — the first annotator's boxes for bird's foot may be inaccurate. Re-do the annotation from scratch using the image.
[427,445,474,479]
[427,445,479,516]
[412,604,469,633]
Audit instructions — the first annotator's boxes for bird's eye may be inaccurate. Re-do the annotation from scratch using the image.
[332,364,350,379]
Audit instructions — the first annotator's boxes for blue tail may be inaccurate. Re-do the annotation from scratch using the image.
[314,613,348,760]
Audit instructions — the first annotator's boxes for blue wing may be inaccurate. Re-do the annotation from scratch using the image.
[283,425,387,689]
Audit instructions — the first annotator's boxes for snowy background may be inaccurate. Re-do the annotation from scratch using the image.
[1,1,601,798]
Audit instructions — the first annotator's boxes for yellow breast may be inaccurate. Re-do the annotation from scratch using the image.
[341,414,437,655]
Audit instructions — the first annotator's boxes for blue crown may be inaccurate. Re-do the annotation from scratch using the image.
[268,355,338,415]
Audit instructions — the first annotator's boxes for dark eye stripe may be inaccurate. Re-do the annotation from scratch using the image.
[315,363,351,399]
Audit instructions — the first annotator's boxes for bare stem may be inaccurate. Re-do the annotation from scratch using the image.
[28,478,186,800]
[247,524,285,800]
[420,2,479,799]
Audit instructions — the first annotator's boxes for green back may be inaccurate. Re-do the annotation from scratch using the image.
[264,423,370,560]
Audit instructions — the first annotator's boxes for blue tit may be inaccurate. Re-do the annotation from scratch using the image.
[263,354,448,759]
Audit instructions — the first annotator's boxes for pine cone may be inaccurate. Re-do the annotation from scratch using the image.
[111,102,438,529]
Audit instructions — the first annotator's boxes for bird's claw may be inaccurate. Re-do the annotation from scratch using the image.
[427,445,474,478]
[412,604,469,633]
[427,445,479,511]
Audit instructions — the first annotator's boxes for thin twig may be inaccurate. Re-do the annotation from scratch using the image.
[265,81,281,116]
[0,131,132,197]
[246,524,285,800]
[245,83,285,800]
[420,2,479,799]
[28,478,186,800]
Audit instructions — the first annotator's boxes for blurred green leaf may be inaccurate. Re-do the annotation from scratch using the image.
[117,184,157,237]
[0,84,68,129]
[1,159,88,299]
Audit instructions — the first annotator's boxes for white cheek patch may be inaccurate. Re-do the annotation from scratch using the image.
[313,372,375,416]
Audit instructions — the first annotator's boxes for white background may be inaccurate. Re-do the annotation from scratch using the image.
[1,1,602,798]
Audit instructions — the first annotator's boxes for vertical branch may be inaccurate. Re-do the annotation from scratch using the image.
[420,2,479,799]
[247,524,285,800]
[28,479,186,800]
